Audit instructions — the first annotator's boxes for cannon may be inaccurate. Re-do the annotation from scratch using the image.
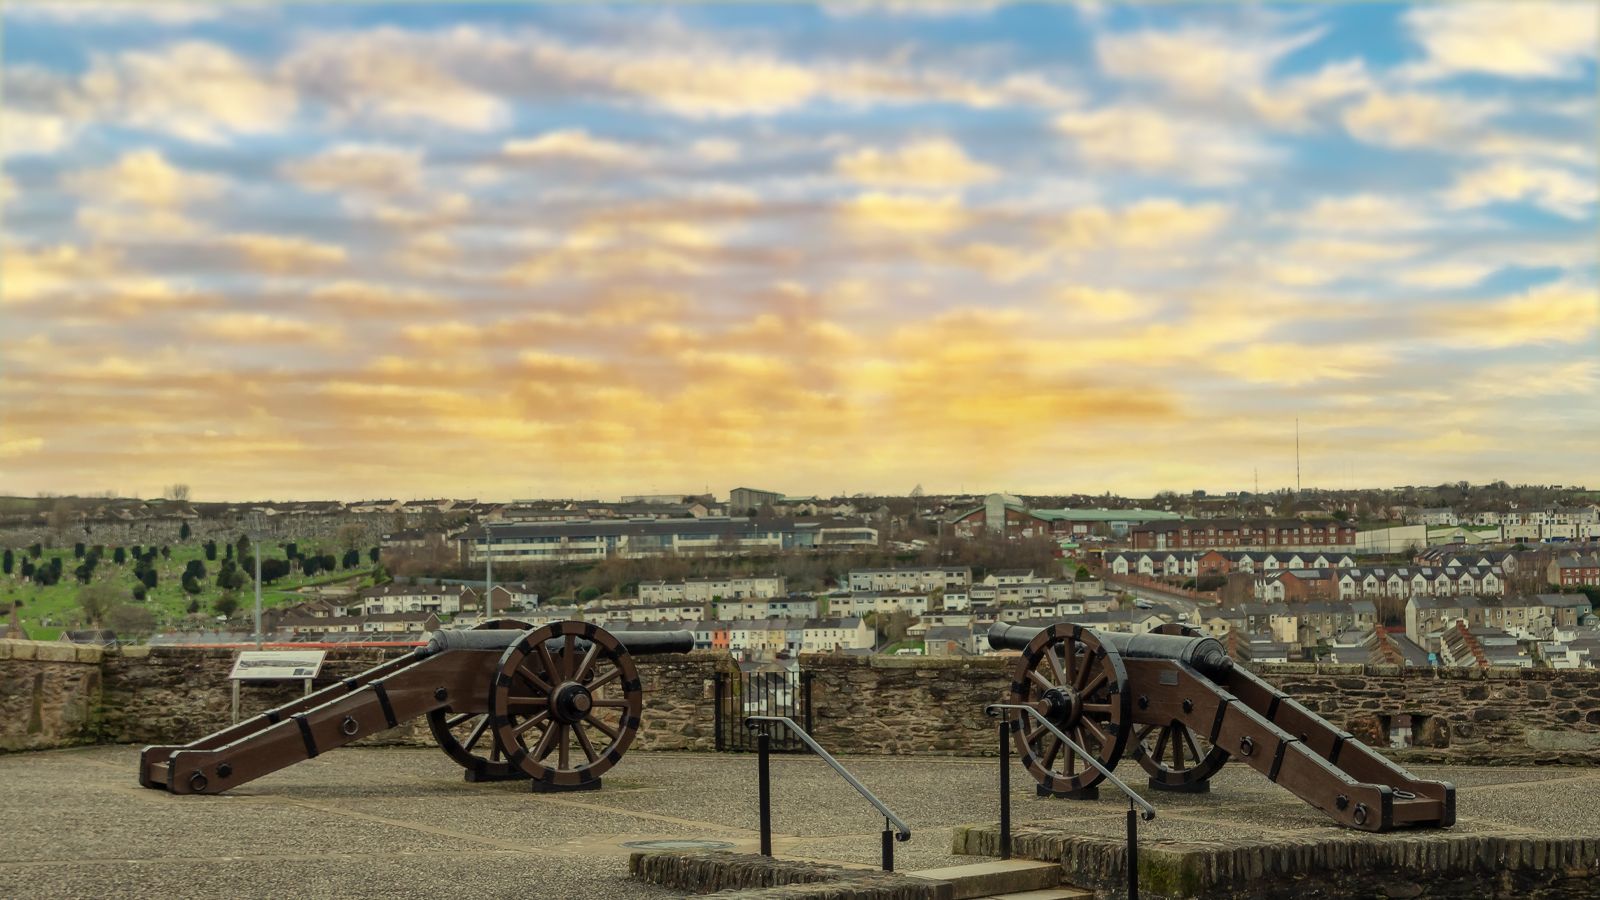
[138,620,693,795]
[987,621,1454,833]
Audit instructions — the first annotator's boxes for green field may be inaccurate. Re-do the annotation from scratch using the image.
[1,539,382,640]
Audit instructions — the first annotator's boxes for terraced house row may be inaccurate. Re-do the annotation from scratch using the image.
[1129,517,1358,551]
[1255,565,1505,602]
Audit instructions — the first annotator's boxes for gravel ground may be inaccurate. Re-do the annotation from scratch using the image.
[0,745,1594,898]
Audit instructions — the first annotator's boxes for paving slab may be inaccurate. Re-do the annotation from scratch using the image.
[3,745,1599,898]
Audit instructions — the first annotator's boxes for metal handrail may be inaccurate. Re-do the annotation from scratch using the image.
[985,704,1156,821]
[745,715,912,839]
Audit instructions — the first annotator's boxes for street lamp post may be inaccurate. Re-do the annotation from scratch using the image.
[483,523,494,620]
[248,514,264,650]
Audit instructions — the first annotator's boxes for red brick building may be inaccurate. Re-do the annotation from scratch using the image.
[1548,552,1600,586]
[1131,518,1357,552]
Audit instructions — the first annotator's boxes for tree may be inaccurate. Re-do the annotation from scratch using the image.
[180,521,192,540]
[28,543,42,559]
[131,544,142,560]
[215,591,241,618]
[335,524,365,551]
[77,581,123,628]
[132,583,147,602]
[260,558,291,583]
[1074,564,1091,581]
[285,542,299,560]
[20,559,35,580]
[302,555,322,578]
[141,568,158,590]
[160,545,171,560]
[182,574,202,596]
[186,598,200,614]
[369,546,380,564]
[343,549,360,570]
[2,549,12,575]
[204,540,216,561]
[184,559,206,580]
[224,542,234,560]
[107,604,156,638]
[113,546,126,565]
[164,483,191,502]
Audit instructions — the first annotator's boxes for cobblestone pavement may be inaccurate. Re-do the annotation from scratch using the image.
[1,746,1595,898]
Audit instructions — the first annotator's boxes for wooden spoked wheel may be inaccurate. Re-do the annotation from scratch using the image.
[1132,622,1228,788]
[428,619,534,779]
[489,621,642,788]
[1007,623,1130,794]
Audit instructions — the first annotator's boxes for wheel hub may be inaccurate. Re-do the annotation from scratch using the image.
[1042,687,1081,726]
[552,682,593,724]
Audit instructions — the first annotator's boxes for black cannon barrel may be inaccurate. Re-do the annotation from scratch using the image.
[987,621,1044,652]
[613,629,696,656]
[425,627,694,657]
[985,622,1232,678]
[1097,630,1232,677]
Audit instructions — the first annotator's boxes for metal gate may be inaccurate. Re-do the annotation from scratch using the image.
[714,670,812,752]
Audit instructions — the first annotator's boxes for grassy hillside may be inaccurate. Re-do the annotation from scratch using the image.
[1,539,382,640]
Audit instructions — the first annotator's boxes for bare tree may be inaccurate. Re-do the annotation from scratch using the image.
[164,484,192,502]
[77,581,123,628]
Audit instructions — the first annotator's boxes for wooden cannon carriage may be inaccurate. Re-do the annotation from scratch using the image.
[139,620,692,795]
[988,621,1454,833]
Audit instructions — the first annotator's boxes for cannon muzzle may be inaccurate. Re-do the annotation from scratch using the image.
[986,621,1231,677]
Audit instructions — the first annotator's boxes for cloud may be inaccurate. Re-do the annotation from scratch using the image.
[1054,106,1276,184]
[503,129,649,167]
[1341,90,1498,149]
[6,2,224,23]
[309,280,449,313]
[1443,161,1598,219]
[62,149,223,207]
[3,244,134,305]
[1266,237,1426,287]
[225,233,347,273]
[1298,193,1434,233]
[1247,59,1374,128]
[1404,3,1599,80]
[1,110,73,156]
[283,144,424,195]
[1096,26,1322,99]
[1055,199,1231,250]
[839,192,967,234]
[1393,262,1497,290]
[76,41,297,143]
[0,436,45,459]
[283,28,509,131]
[190,313,340,345]
[689,138,741,164]
[1211,343,1389,386]
[835,138,996,188]
[1055,286,1158,322]
[1430,279,1599,349]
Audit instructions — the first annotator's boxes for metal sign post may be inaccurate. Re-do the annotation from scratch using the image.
[229,650,327,723]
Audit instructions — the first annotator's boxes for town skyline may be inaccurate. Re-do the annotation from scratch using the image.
[4,3,1596,502]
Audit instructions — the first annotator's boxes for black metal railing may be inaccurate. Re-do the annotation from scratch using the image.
[985,703,1155,900]
[744,715,911,871]
[717,671,812,752]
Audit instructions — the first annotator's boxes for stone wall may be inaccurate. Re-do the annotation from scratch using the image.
[4,643,1599,766]
[1249,662,1600,765]
[0,641,104,751]
[802,655,1600,765]
[807,654,1012,756]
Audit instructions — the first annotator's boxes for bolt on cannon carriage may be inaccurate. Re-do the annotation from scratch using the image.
[138,620,693,795]
[987,621,1454,833]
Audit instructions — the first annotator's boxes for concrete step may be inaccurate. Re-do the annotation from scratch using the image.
[966,883,1094,890]
[907,860,1063,900]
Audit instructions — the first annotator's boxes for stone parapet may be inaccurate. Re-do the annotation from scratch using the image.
[629,850,949,899]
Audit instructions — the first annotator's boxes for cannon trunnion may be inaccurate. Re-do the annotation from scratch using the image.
[989,621,1455,833]
[138,620,692,796]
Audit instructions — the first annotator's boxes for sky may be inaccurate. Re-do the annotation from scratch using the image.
[1,1,1597,503]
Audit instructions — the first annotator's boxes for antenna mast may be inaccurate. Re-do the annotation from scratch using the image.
[1295,419,1302,493]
